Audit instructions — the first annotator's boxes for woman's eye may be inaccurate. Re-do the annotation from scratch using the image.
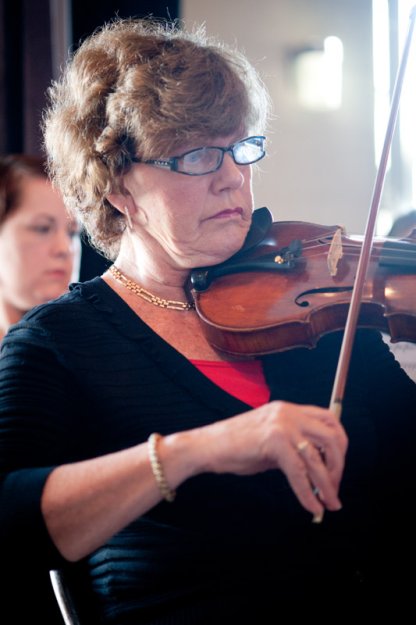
[30,225,52,234]
[185,150,204,165]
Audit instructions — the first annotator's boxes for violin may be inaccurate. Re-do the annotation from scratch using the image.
[191,6,416,431]
[190,207,416,357]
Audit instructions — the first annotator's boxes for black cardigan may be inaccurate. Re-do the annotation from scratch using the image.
[1,277,415,623]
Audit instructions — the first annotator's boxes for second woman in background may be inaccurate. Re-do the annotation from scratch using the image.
[0,154,79,341]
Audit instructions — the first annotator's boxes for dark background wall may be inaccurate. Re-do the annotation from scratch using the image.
[0,0,179,280]
[0,0,53,155]
[72,0,178,47]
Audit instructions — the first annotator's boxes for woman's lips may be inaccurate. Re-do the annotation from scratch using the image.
[45,269,70,279]
[208,207,244,219]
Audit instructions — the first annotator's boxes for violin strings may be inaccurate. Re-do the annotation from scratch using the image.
[301,231,416,251]
[298,231,416,265]
[303,247,416,263]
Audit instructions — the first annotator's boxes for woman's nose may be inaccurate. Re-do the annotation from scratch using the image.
[212,152,245,191]
[53,229,76,257]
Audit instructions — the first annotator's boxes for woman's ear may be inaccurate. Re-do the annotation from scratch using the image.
[106,194,135,231]
[106,192,129,213]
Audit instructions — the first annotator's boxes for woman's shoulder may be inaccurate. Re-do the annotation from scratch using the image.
[2,277,120,349]
[15,277,105,323]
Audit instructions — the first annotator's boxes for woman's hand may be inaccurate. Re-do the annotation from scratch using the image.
[43,401,346,561]
[167,401,347,521]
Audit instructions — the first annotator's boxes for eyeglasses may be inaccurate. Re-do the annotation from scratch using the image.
[132,136,266,176]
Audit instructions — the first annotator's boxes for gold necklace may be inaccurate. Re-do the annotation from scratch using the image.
[109,265,196,311]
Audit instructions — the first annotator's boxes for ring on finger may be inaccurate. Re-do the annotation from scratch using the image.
[296,440,309,454]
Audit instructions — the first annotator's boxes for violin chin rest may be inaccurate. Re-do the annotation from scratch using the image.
[236,207,273,255]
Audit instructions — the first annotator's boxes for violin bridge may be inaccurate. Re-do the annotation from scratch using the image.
[327,228,343,276]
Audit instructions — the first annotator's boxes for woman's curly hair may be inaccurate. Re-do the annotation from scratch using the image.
[43,17,271,259]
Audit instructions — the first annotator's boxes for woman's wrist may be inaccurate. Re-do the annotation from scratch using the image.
[157,428,212,493]
[147,433,176,502]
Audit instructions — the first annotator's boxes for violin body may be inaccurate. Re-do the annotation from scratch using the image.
[190,209,416,356]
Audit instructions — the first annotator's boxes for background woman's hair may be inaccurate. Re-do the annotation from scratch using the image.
[43,17,271,259]
[0,154,46,225]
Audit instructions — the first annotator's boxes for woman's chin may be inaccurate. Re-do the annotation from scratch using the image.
[30,286,70,307]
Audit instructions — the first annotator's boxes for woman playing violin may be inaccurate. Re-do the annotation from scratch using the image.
[0,17,415,624]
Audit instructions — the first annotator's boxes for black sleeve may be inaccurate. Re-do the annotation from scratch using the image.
[0,327,81,568]
[350,329,416,468]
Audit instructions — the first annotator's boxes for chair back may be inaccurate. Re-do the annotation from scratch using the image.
[49,569,82,625]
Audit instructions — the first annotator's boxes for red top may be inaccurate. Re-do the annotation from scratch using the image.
[191,359,270,408]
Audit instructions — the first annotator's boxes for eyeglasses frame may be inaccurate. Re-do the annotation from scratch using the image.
[131,135,266,176]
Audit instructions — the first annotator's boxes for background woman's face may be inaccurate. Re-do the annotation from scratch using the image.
[0,175,79,312]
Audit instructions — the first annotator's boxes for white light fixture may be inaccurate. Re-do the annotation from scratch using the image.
[291,36,344,111]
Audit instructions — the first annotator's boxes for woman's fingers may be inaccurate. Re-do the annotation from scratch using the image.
[302,411,348,491]
[275,439,341,521]
[294,439,343,510]
[200,400,348,518]
[255,402,347,516]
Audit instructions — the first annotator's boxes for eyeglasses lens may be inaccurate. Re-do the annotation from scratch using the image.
[181,149,222,175]
[233,138,264,164]
[177,136,265,175]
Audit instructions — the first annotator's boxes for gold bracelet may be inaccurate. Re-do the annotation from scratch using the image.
[147,433,176,503]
